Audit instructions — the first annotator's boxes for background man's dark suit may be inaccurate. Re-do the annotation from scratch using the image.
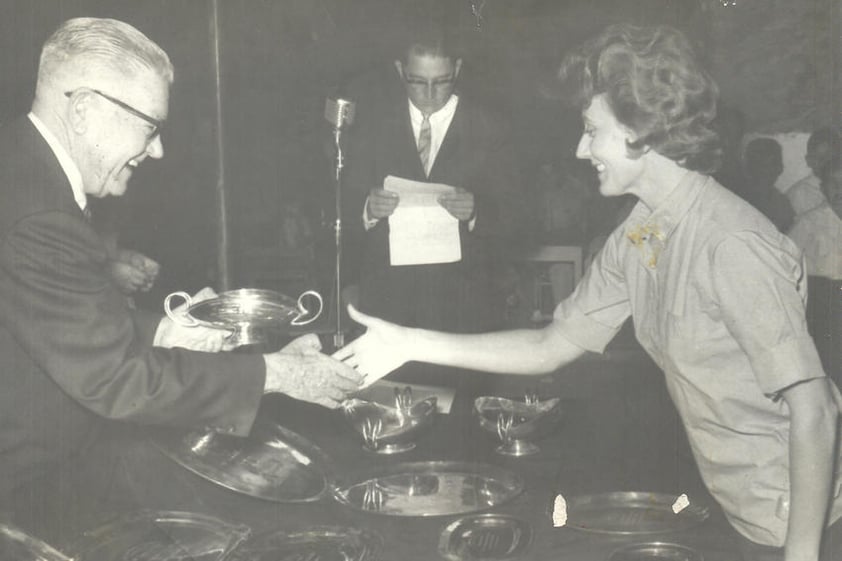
[343,73,524,333]
[0,118,266,538]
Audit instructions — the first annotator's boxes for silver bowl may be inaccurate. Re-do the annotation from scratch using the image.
[474,394,561,456]
[164,288,322,346]
[341,389,437,454]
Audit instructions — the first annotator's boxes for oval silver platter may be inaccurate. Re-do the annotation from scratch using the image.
[564,492,709,535]
[66,510,250,561]
[332,461,524,517]
[228,526,382,561]
[438,514,532,561]
[0,523,72,561]
[608,541,705,561]
[153,419,333,502]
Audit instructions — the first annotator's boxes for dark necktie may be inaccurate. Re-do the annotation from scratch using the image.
[417,113,431,175]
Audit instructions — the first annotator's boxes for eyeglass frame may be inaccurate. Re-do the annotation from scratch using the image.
[64,88,164,138]
[400,73,457,91]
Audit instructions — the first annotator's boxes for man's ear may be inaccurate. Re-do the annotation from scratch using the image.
[393,60,404,78]
[453,58,463,79]
[66,90,92,135]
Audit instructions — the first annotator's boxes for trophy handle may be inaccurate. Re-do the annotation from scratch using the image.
[291,290,323,326]
[164,291,200,327]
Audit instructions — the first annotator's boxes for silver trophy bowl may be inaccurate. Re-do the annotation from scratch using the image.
[342,387,437,454]
[474,393,562,457]
[164,288,322,347]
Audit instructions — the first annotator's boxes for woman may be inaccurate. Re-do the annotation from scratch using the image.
[336,24,841,560]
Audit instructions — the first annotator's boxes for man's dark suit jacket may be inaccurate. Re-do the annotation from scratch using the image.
[0,117,266,496]
[343,75,524,332]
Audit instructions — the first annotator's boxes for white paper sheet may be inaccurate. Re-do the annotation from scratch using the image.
[384,175,461,266]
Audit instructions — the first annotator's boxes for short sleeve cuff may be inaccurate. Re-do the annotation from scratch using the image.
[753,334,826,395]
[552,298,622,354]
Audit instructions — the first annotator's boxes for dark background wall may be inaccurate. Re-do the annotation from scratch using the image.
[1,0,838,312]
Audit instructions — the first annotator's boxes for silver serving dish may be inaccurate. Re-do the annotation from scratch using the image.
[164,288,323,346]
[228,526,381,561]
[564,492,710,535]
[153,419,333,503]
[608,542,704,561]
[0,522,72,561]
[474,394,561,456]
[342,386,437,454]
[332,461,524,517]
[66,510,250,561]
[438,514,532,561]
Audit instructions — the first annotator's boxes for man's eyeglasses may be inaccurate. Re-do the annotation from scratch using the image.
[64,88,163,138]
[402,75,456,90]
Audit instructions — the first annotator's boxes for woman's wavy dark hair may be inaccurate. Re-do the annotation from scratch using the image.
[559,24,721,173]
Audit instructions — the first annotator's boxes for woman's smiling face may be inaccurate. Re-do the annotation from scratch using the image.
[575,94,646,198]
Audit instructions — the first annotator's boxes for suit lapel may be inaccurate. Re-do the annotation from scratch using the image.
[428,100,464,182]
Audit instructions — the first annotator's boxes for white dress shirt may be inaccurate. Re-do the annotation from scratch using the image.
[784,172,826,216]
[788,203,842,280]
[28,112,87,213]
[408,94,459,176]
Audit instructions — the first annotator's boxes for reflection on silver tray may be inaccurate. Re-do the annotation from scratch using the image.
[564,492,709,535]
[153,419,333,502]
[439,514,532,561]
[332,461,524,517]
[608,541,704,561]
[228,526,381,561]
[0,523,72,561]
[67,510,250,561]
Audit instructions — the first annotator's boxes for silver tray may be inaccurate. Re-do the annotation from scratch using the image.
[67,510,250,561]
[439,514,532,561]
[153,419,333,503]
[564,492,709,535]
[0,523,72,561]
[228,526,381,561]
[332,461,524,517]
[608,542,704,561]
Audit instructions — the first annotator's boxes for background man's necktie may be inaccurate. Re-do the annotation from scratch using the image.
[417,113,431,175]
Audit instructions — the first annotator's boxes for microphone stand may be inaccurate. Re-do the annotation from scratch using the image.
[324,97,354,350]
[332,124,345,349]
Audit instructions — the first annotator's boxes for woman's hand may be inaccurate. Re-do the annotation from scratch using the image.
[332,305,415,387]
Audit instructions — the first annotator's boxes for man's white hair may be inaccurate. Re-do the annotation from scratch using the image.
[37,17,173,93]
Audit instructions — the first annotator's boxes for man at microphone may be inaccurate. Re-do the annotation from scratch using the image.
[343,24,524,352]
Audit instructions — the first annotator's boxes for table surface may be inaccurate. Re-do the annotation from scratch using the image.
[108,348,744,561]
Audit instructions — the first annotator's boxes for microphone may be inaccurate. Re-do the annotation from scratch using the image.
[324,97,356,130]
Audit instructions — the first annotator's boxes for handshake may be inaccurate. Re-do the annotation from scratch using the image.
[155,287,367,410]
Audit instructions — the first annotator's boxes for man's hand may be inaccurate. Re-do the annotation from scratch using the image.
[154,287,234,352]
[438,187,475,221]
[110,248,160,294]
[366,188,400,219]
[332,305,415,387]
[263,334,364,408]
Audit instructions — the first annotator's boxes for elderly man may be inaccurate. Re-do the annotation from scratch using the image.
[343,24,524,337]
[0,17,361,541]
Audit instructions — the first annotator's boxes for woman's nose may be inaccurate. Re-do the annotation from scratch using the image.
[575,135,590,159]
